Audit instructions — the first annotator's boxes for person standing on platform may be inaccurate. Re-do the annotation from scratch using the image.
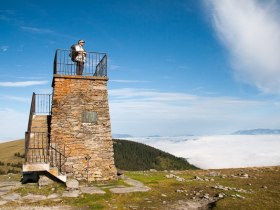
[70,39,86,75]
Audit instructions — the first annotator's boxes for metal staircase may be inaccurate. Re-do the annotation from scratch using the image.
[23,93,67,182]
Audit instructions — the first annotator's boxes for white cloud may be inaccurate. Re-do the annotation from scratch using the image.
[129,135,280,169]
[20,26,54,34]
[0,46,9,52]
[0,95,29,102]
[206,0,280,94]
[109,88,280,136]
[0,10,15,21]
[110,80,149,83]
[108,64,121,70]
[0,108,28,142]
[0,80,48,87]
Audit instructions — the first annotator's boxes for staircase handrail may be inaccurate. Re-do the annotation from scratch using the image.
[25,131,67,174]
[49,141,67,174]
[25,92,36,161]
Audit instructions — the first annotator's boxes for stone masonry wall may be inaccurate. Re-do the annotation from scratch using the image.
[50,75,117,181]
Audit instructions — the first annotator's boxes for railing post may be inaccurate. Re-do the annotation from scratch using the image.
[53,50,57,74]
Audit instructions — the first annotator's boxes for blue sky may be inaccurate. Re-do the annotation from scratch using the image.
[1,0,280,141]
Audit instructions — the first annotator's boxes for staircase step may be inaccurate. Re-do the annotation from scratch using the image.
[23,163,50,172]
[56,174,67,182]
[48,167,59,177]
[48,167,67,182]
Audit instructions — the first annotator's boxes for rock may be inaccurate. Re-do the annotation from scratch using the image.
[203,194,210,199]
[117,169,125,176]
[38,175,55,187]
[110,186,150,193]
[66,179,79,189]
[209,171,220,177]
[22,194,47,200]
[176,177,185,182]
[80,186,106,194]
[176,189,184,193]
[150,169,157,172]
[235,194,245,199]
[62,190,81,198]
[216,193,225,198]
[1,193,21,201]
[241,173,249,178]
[110,177,150,194]
[47,193,60,199]
[194,176,203,181]
[165,174,175,178]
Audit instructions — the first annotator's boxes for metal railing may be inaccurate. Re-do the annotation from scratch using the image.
[26,92,36,137]
[49,138,67,174]
[26,93,52,152]
[54,49,107,77]
[25,132,49,163]
[25,93,67,173]
[34,94,52,115]
[25,132,67,174]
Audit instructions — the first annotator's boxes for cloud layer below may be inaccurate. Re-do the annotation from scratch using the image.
[206,0,280,94]
[129,135,280,169]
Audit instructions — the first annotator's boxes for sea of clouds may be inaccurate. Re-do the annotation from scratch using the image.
[123,135,280,169]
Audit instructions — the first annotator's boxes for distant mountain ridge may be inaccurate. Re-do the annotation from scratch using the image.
[233,129,280,135]
[112,134,133,138]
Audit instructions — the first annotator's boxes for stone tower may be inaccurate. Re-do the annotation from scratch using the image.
[23,49,117,182]
[50,50,117,182]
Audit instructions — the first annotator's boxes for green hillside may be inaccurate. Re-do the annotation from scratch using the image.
[0,138,198,174]
[0,139,25,174]
[113,139,198,170]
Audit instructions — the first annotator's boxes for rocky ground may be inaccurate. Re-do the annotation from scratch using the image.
[0,173,218,210]
[1,166,279,209]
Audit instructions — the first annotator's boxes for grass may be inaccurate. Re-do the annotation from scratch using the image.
[0,139,25,174]
[0,166,280,209]
[0,139,24,162]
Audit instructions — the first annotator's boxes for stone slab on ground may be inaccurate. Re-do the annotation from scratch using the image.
[1,193,22,201]
[22,193,47,200]
[62,190,81,198]
[47,193,60,199]
[110,186,150,194]
[109,176,150,194]
[80,186,106,194]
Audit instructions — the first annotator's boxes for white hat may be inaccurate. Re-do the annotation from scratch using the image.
[78,39,85,43]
